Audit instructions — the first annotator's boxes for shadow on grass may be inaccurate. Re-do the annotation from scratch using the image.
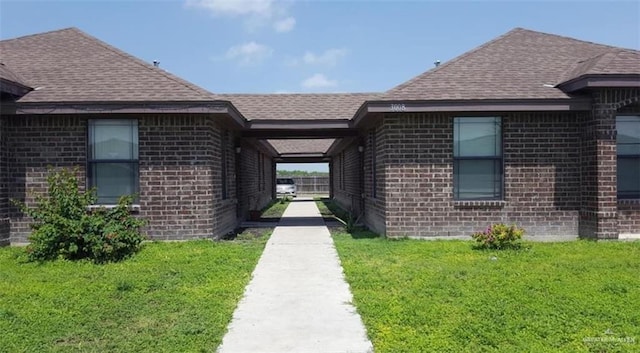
[344,229,380,240]
[316,197,350,221]
[221,227,272,241]
[316,197,381,240]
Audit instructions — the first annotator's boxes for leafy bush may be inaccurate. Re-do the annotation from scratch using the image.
[13,167,146,263]
[471,223,524,249]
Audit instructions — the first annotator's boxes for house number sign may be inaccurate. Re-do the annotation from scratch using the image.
[390,104,406,112]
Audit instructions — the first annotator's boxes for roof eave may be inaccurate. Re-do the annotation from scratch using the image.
[353,98,592,127]
[326,136,359,156]
[557,74,640,93]
[243,119,358,139]
[9,100,246,127]
[0,78,32,98]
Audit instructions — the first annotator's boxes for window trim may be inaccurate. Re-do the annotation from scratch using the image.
[616,115,640,200]
[452,116,504,201]
[87,119,140,205]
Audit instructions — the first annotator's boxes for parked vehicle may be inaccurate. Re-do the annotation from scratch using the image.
[276,178,297,197]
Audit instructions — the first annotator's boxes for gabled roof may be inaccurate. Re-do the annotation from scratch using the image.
[0,63,30,87]
[560,49,640,80]
[219,93,380,120]
[0,28,219,103]
[383,28,639,101]
[0,62,32,97]
[556,49,640,91]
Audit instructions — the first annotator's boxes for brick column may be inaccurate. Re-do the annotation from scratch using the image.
[0,117,8,246]
[579,90,622,239]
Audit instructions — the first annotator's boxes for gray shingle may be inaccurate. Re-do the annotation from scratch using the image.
[559,49,640,84]
[0,28,218,103]
[220,93,380,120]
[384,28,639,101]
[267,139,335,154]
[0,63,31,88]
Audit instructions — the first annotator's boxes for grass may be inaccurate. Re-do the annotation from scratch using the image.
[0,233,270,353]
[315,197,350,222]
[259,197,291,219]
[333,231,640,353]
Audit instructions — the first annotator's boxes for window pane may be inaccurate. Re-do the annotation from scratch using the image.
[90,120,138,160]
[91,163,138,204]
[454,159,502,199]
[618,157,640,199]
[617,116,640,156]
[454,117,501,157]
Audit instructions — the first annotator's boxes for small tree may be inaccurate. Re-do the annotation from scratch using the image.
[13,167,146,263]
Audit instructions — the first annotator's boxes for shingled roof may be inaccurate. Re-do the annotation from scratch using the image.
[383,28,639,101]
[219,93,380,120]
[0,28,218,103]
[559,49,640,83]
[0,62,32,96]
[267,139,335,154]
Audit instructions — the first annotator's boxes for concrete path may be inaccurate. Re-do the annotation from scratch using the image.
[217,198,373,353]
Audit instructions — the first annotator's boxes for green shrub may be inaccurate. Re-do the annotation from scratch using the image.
[471,223,524,249]
[13,167,146,263]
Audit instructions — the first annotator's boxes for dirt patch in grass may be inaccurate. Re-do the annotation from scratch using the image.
[221,227,273,241]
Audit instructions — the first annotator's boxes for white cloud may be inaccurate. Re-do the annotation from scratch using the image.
[225,41,273,65]
[301,73,338,89]
[186,0,274,17]
[303,48,347,66]
[186,0,295,33]
[287,48,348,67]
[274,16,296,33]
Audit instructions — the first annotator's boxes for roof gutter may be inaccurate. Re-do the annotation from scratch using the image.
[353,98,592,127]
[0,78,32,98]
[556,74,640,93]
[9,100,247,127]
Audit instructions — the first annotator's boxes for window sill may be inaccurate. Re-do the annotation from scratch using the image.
[618,199,640,206]
[454,200,506,208]
[87,204,141,212]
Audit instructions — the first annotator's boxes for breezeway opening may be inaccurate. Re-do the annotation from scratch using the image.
[276,163,330,198]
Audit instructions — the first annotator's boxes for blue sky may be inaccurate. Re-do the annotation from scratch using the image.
[1,0,638,172]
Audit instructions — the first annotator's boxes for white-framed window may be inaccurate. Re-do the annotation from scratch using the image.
[453,117,503,200]
[88,119,139,204]
[617,115,640,199]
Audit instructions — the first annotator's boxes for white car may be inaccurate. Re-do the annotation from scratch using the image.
[276,178,297,197]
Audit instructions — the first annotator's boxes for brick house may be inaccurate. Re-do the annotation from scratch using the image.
[0,27,638,244]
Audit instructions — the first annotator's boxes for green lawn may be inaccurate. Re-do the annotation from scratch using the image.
[0,236,269,353]
[333,232,640,353]
[260,197,291,219]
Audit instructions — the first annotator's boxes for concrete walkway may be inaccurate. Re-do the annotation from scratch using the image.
[217,198,373,353]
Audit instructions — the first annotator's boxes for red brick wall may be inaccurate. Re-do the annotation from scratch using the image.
[138,115,239,240]
[332,143,363,217]
[618,201,640,234]
[0,116,9,245]
[362,125,386,235]
[237,142,275,220]
[381,112,582,238]
[6,115,86,242]
[6,114,242,243]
